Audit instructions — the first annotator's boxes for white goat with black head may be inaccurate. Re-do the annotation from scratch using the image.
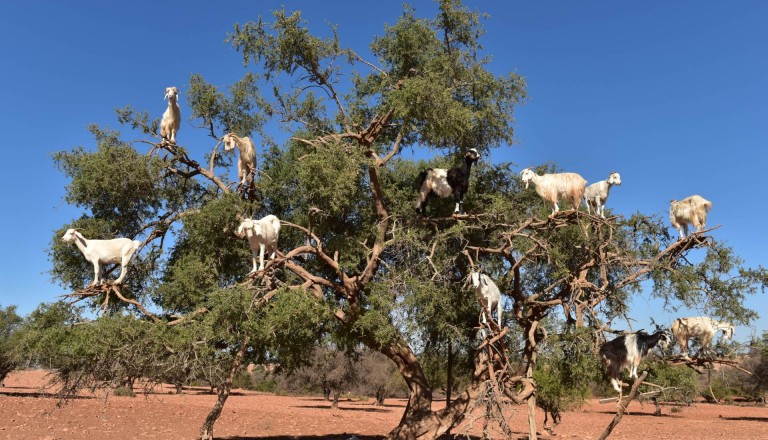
[584,172,622,218]
[416,149,480,216]
[160,86,181,143]
[520,168,587,215]
[669,195,712,239]
[599,329,671,401]
[61,228,141,286]
[671,316,734,359]
[223,133,257,186]
[468,270,502,329]
[235,215,281,273]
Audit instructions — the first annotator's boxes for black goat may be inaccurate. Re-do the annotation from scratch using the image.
[415,148,480,216]
[599,329,670,400]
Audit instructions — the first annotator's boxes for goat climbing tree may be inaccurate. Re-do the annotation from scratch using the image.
[44,1,766,440]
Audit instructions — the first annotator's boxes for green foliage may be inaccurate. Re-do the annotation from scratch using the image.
[534,325,603,414]
[52,126,179,233]
[232,370,257,391]
[0,304,23,383]
[113,385,135,397]
[645,360,698,404]
[187,73,267,139]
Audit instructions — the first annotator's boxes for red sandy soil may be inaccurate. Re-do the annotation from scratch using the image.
[0,370,765,439]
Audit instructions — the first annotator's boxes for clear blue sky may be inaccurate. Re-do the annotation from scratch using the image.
[0,1,765,340]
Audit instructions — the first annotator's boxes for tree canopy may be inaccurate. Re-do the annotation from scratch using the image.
[35,1,766,439]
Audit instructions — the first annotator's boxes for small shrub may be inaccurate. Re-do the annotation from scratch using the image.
[253,379,277,393]
[113,386,135,397]
[232,370,256,391]
[670,406,683,413]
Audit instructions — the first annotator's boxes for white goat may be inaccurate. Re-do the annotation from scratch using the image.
[520,168,587,215]
[235,215,281,273]
[584,172,622,218]
[160,86,181,143]
[61,229,141,286]
[223,133,257,186]
[469,271,502,328]
[669,195,712,239]
[671,316,734,359]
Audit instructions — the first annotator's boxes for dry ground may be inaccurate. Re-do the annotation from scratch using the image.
[0,370,765,439]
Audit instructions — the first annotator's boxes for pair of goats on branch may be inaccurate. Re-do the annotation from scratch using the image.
[158,87,257,187]
[520,169,623,218]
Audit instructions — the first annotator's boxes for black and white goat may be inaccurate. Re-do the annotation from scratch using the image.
[415,148,480,216]
[599,329,671,401]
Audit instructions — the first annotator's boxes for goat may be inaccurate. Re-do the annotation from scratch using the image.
[416,149,480,216]
[223,133,257,186]
[61,229,141,286]
[584,172,622,218]
[160,86,181,143]
[468,271,502,328]
[520,168,587,215]
[671,316,734,359]
[669,195,712,239]
[599,329,670,401]
[235,215,281,273]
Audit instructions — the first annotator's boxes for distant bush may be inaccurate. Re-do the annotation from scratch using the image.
[232,370,256,391]
[113,386,135,397]
[646,360,697,404]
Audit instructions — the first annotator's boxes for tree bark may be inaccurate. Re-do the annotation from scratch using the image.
[199,335,249,440]
[597,371,648,440]
[385,345,491,439]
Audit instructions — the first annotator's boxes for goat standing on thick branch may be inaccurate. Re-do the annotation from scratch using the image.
[669,195,712,239]
[584,172,622,218]
[160,86,181,143]
[520,168,587,215]
[599,329,670,402]
[61,229,141,286]
[223,133,257,186]
[416,149,479,216]
[235,215,281,273]
[671,316,733,359]
[468,271,502,329]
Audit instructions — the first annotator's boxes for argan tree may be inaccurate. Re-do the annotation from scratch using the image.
[44,1,766,439]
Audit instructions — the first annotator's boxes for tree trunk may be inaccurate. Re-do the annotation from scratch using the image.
[331,390,341,409]
[523,318,543,440]
[322,384,331,401]
[199,335,249,440]
[385,344,490,440]
[375,390,385,406]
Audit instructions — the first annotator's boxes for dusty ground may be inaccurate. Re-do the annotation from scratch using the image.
[0,370,765,439]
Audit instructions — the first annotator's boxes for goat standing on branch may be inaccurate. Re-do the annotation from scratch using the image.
[416,148,479,216]
[669,195,712,239]
[599,329,670,402]
[160,86,181,143]
[223,133,257,186]
[468,270,503,329]
[235,215,281,273]
[520,168,587,215]
[671,316,734,359]
[584,172,622,218]
[61,229,141,286]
